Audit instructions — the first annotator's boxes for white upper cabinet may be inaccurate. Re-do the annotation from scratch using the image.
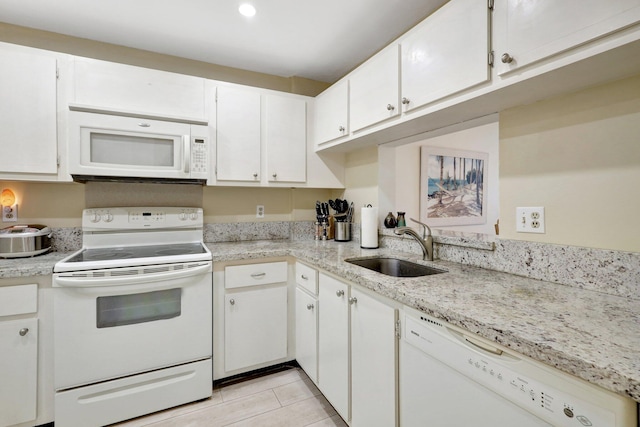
[71,57,207,122]
[349,45,400,132]
[0,44,58,176]
[313,79,349,146]
[494,0,640,76]
[401,0,490,112]
[265,95,307,183]
[215,85,262,182]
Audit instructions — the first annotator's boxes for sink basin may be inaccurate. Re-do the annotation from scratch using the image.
[345,257,446,278]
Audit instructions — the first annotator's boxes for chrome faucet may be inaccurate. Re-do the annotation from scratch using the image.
[394,218,433,261]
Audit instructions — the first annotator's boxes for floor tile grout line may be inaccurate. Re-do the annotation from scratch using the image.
[221,395,333,427]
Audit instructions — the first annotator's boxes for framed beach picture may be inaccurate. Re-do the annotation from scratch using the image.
[420,146,488,226]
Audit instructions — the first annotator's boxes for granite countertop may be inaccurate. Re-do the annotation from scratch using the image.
[2,241,638,404]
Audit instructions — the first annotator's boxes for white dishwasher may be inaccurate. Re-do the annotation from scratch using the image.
[400,307,637,427]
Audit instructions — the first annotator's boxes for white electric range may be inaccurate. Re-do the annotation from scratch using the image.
[53,207,213,427]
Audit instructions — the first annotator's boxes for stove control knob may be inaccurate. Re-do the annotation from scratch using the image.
[102,212,113,222]
[189,211,198,220]
[88,211,100,223]
[179,212,188,220]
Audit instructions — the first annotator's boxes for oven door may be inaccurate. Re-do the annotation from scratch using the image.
[53,261,212,390]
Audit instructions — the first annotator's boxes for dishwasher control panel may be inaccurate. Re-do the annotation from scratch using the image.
[403,312,634,427]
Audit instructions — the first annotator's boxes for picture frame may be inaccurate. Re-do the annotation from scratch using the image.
[420,146,488,226]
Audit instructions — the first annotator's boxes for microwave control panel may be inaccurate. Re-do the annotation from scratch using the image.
[191,137,208,178]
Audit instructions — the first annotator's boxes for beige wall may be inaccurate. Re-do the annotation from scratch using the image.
[0,22,330,96]
[381,119,500,235]
[500,74,640,252]
[0,181,334,227]
[0,182,85,227]
[342,147,379,222]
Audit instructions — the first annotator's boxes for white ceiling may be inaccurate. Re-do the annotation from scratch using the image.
[0,0,448,83]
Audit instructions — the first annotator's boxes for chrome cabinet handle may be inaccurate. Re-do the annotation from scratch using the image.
[253,173,258,179]
[336,289,344,297]
[301,274,309,280]
[272,173,277,179]
[229,299,235,305]
[402,97,410,105]
[501,53,514,64]
[338,126,345,132]
[251,272,266,278]
[19,328,29,336]
[387,104,395,111]
[138,122,151,128]
[306,303,315,310]
[349,297,358,305]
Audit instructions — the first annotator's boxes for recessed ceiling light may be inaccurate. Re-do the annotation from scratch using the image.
[239,4,256,17]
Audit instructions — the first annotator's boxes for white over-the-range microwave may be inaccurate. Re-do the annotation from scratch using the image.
[68,111,209,184]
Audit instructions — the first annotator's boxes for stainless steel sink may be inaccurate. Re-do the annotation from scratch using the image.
[345,257,446,278]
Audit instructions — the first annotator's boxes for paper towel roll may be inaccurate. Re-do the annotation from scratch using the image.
[360,206,379,249]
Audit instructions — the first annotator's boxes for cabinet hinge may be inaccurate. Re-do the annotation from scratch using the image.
[488,51,495,67]
[395,319,401,338]
[56,67,60,79]
[57,155,61,168]
[488,0,494,11]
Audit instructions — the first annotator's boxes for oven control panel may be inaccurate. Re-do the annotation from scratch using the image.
[82,207,203,229]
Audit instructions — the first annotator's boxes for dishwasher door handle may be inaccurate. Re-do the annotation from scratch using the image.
[463,335,503,356]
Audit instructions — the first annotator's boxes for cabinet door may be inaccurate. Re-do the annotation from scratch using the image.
[350,289,397,427]
[265,95,307,183]
[317,273,349,420]
[224,286,288,372]
[0,48,57,175]
[401,0,489,111]
[313,80,349,146]
[295,288,318,383]
[72,57,206,121]
[495,0,640,75]
[216,86,261,182]
[0,318,38,427]
[349,44,400,132]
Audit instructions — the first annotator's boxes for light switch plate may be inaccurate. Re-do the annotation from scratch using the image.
[516,207,545,233]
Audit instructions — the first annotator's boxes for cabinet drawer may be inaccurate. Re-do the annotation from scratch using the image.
[295,262,318,295]
[0,284,37,317]
[225,261,288,289]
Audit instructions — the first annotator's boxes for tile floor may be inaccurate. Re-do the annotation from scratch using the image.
[111,367,348,427]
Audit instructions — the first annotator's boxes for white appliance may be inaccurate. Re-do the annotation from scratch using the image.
[68,111,209,183]
[400,306,637,427]
[52,207,213,427]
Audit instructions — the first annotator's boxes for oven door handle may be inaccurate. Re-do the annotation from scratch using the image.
[54,263,211,287]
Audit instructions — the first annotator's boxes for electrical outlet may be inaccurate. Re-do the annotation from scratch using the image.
[2,204,18,222]
[256,205,265,218]
[516,207,545,233]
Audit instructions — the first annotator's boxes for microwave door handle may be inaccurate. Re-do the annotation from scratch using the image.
[183,135,191,174]
[54,263,210,287]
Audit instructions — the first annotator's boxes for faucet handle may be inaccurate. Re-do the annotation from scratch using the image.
[410,217,431,239]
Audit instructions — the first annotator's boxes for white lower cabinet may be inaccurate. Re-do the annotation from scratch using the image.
[316,272,398,426]
[295,288,318,383]
[214,260,291,379]
[224,286,288,372]
[0,319,38,427]
[0,283,39,427]
[318,273,350,419]
[350,287,397,427]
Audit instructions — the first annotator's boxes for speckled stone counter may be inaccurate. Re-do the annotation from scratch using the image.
[1,240,638,404]
[204,240,640,404]
[0,251,70,278]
